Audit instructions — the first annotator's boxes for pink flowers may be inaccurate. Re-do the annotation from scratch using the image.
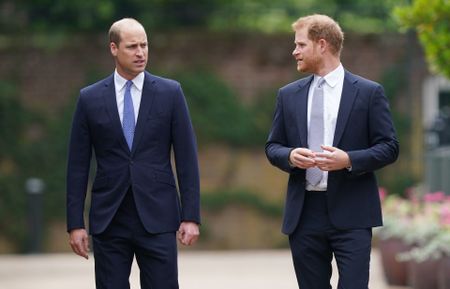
[440,203,450,227]
[416,191,450,228]
[378,187,387,202]
[377,187,450,262]
[423,191,446,203]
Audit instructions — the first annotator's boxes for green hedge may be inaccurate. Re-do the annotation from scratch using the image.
[170,70,272,146]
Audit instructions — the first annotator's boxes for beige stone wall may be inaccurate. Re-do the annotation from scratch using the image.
[199,145,287,201]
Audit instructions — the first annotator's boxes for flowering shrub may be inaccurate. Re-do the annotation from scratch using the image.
[376,191,416,241]
[400,196,450,262]
[377,188,450,262]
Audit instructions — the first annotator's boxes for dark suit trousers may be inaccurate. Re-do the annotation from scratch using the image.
[92,188,179,289]
[289,191,372,289]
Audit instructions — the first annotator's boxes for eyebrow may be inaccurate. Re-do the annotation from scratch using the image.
[125,41,147,46]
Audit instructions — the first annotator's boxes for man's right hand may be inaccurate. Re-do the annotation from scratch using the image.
[289,147,317,169]
[69,228,89,259]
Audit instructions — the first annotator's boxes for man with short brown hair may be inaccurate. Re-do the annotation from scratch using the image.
[266,14,398,289]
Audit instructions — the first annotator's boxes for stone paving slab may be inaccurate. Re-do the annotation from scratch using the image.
[0,249,406,289]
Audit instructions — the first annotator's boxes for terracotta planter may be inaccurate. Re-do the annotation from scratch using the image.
[438,255,450,289]
[378,237,410,286]
[408,259,440,289]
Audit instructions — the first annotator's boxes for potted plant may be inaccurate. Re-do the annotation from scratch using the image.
[376,190,415,286]
[397,191,450,289]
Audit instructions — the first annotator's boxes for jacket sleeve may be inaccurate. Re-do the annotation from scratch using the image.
[347,84,399,174]
[66,93,92,232]
[171,83,201,224]
[265,89,300,174]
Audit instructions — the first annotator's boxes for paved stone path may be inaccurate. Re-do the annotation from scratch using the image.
[0,249,407,289]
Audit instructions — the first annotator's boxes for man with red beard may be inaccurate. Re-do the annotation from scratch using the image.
[66,18,200,289]
[265,14,398,289]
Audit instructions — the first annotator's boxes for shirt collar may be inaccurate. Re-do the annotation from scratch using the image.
[114,70,145,92]
[313,63,344,88]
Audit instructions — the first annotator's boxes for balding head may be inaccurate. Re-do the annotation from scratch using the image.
[109,18,146,46]
[108,18,148,79]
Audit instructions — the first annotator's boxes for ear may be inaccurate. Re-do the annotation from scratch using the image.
[318,39,327,53]
[110,42,118,57]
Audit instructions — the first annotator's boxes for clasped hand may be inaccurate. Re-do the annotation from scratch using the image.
[289,145,350,171]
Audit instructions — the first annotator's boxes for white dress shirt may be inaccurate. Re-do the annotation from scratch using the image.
[306,63,345,191]
[114,70,144,124]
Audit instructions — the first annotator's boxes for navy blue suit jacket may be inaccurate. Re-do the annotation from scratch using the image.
[265,71,399,235]
[67,71,200,235]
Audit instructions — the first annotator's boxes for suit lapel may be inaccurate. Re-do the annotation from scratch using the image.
[333,71,358,146]
[131,72,156,155]
[295,76,313,148]
[102,75,130,152]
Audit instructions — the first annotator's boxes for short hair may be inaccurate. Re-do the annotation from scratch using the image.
[292,14,344,56]
[108,18,144,45]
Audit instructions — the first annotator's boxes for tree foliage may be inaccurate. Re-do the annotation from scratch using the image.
[1,0,399,35]
[209,0,399,34]
[394,0,450,78]
[0,0,221,34]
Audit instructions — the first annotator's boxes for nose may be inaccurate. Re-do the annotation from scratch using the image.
[292,46,299,57]
[136,47,144,57]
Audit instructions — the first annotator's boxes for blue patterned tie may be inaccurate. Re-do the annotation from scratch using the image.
[122,80,135,150]
[306,78,325,186]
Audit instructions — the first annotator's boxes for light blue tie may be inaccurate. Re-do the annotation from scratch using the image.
[122,80,135,150]
[306,78,325,186]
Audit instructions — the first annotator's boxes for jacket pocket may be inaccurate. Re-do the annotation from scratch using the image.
[154,170,176,187]
[92,176,108,192]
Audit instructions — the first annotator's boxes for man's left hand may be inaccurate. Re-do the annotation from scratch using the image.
[177,221,199,246]
[314,145,351,171]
